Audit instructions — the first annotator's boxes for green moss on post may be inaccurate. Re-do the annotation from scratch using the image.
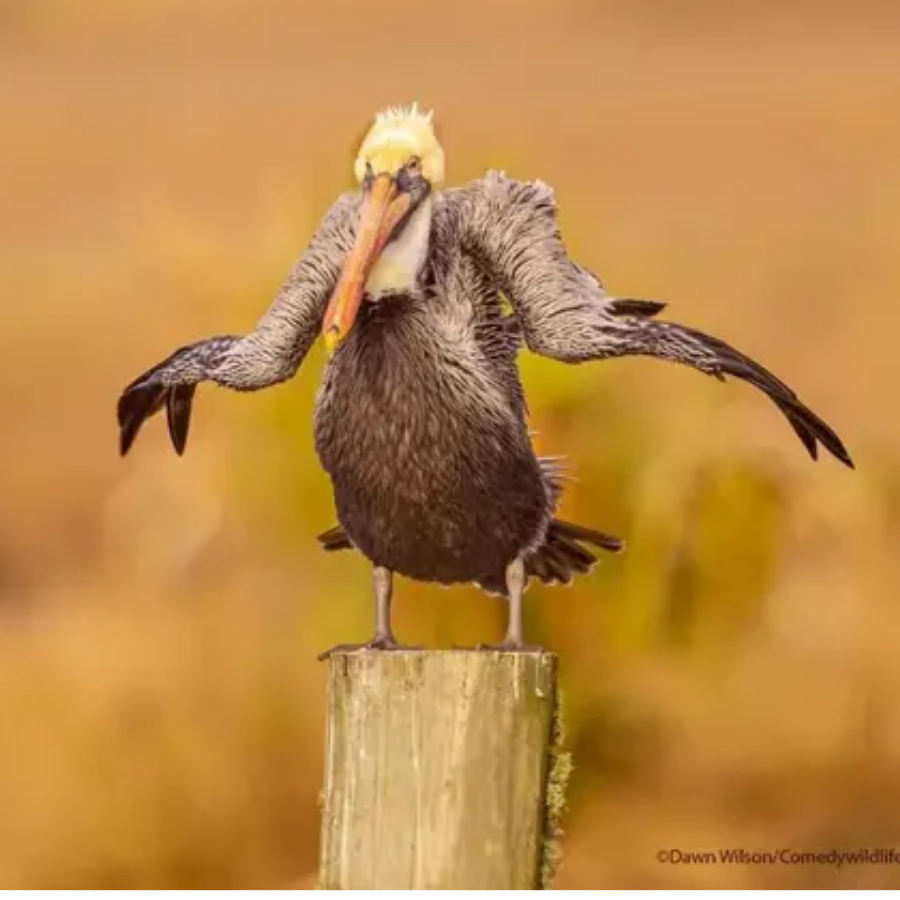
[318,650,563,889]
[541,690,573,888]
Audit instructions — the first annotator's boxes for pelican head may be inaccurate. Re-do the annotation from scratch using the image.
[354,103,445,187]
[323,104,444,350]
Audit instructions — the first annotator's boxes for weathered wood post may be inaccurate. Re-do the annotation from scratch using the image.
[318,650,566,889]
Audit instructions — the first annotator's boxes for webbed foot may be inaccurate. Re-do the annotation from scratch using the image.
[317,634,424,661]
[475,640,545,654]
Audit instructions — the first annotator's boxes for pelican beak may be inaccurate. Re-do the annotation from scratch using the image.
[322,173,415,351]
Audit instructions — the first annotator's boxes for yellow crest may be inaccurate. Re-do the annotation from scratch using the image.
[355,103,445,186]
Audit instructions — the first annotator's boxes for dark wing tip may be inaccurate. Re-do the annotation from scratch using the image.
[814,439,854,470]
[119,420,138,457]
[775,395,854,470]
[118,382,166,457]
[166,384,196,456]
[609,298,668,318]
[819,433,854,469]
[673,323,854,471]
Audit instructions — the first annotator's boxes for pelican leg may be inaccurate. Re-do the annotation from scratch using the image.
[477,557,544,654]
[318,567,423,660]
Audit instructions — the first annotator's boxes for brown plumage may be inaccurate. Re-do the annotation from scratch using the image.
[117,105,852,656]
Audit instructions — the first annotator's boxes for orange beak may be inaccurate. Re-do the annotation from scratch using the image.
[322,173,414,351]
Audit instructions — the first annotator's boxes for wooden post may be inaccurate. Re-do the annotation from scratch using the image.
[318,650,565,890]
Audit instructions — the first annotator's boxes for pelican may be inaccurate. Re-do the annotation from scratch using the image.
[117,103,853,656]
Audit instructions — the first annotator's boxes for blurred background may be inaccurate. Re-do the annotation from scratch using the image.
[1,0,897,888]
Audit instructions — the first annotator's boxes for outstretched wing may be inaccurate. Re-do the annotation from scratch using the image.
[117,193,358,456]
[614,317,852,466]
[452,172,853,469]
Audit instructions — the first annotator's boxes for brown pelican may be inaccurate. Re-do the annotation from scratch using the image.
[117,103,853,656]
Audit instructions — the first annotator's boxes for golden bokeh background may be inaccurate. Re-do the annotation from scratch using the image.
[1,0,897,888]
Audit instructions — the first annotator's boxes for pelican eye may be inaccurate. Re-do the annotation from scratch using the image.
[396,157,423,193]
